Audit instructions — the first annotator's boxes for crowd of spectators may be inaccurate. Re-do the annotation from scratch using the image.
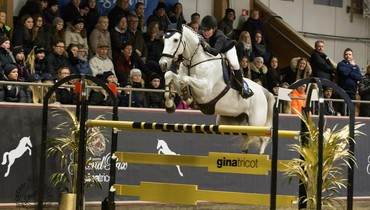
[0,1,368,116]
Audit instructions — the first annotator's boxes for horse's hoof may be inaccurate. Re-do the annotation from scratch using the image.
[166,105,176,113]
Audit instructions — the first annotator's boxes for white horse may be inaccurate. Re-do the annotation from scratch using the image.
[157,139,183,177]
[2,136,32,177]
[159,24,275,154]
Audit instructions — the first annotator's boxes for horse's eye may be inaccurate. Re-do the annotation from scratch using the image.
[174,38,179,43]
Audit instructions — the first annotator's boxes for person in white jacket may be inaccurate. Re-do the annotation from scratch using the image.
[89,41,115,79]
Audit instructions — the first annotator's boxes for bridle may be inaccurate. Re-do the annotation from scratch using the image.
[161,30,185,59]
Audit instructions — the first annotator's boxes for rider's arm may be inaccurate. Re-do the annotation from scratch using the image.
[203,38,224,56]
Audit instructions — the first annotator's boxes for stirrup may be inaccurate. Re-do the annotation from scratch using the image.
[240,88,254,99]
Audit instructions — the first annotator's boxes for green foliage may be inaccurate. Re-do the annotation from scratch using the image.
[283,112,365,209]
[46,107,108,193]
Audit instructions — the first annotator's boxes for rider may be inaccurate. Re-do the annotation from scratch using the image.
[199,15,254,99]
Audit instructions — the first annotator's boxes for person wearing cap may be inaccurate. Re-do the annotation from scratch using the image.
[12,14,35,57]
[0,11,12,39]
[65,17,89,54]
[89,71,118,106]
[89,16,112,59]
[217,8,236,39]
[43,0,59,27]
[199,15,254,99]
[119,68,146,107]
[108,0,130,31]
[0,64,30,103]
[89,41,115,78]
[25,46,46,75]
[0,36,15,74]
[249,56,268,89]
[145,72,164,108]
[13,46,30,82]
[147,1,171,31]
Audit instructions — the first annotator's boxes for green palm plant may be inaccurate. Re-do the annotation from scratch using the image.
[283,112,365,209]
[46,107,108,193]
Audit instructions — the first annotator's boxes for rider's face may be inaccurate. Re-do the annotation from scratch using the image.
[202,28,215,39]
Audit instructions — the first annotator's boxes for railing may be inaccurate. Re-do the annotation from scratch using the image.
[1,80,369,116]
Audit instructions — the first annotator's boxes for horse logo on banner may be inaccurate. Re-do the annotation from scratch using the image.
[157,139,184,177]
[2,137,33,177]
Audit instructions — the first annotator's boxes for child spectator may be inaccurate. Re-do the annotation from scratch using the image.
[267,56,282,92]
[26,46,47,75]
[0,36,15,75]
[89,71,118,106]
[0,64,29,102]
[145,73,164,108]
[239,56,250,78]
[13,46,30,82]
[291,84,306,114]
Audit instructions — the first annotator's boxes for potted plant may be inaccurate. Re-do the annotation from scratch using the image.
[283,112,365,209]
[46,107,108,210]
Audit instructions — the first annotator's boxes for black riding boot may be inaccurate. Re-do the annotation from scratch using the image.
[234,70,254,99]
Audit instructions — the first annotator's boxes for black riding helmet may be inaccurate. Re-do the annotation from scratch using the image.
[200,15,217,30]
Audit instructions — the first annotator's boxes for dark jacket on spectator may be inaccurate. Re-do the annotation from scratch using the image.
[310,50,335,80]
[336,60,362,98]
[145,83,164,108]
[0,83,29,102]
[55,87,74,104]
[0,47,15,68]
[46,51,71,76]
[359,72,370,117]
[110,27,129,59]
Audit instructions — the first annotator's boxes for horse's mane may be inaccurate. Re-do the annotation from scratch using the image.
[182,24,201,42]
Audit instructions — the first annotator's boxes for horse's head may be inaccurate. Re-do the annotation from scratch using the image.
[156,139,165,149]
[159,28,183,72]
[20,136,33,148]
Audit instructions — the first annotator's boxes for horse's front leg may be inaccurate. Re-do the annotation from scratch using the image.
[27,147,32,156]
[164,71,181,113]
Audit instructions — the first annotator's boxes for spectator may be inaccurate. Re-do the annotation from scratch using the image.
[65,17,89,54]
[27,73,43,103]
[132,2,146,32]
[63,0,87,24]
[217,8,235,39]
[190,13,200,24]
[46,39,71,77]
[144,21,163,77]
[89,71,118,106]
[110,15,128,59]
[119,68,146,107]
[89,41,115,78]
[55,66,74,104]
[26,46,47,75]
[107,0,130,31]
[336,48,362,115]
[48,17,65,52]
[0,12,12,39]
[13,14,35,57]
[84,0,100,36]
[359,64,370,117]
[169,3,187,24]
[188,21,200,32]
[239,56,250,78]
[282,57,312,85]
[291,84,306,114]
[18,0,43,19]
[145,73,164,108]
[127,13,148,63]
[267,56,282,92]
[0,64,29,102]
[249,56,268,88]
[32,14,50,53]
[13,46,30,82]
[270,80,280,96]
[0,36,15,73]
[317,86,340,116]
[43,0,59,27]
[75,45,92,75]
[66,43,79,74]
[310,40,336,81]
[235,31,254,61]
[242,9,266,42]
[147,2,171,32]
[89,16,112,59]
[252,30,270,63]
[41,72,57,103]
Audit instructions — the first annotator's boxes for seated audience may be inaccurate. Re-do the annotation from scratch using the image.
[89,16,112,59]
[89,41,115,78]
[46,39,71,77]
[0,64,29,102]
[13,46,30,82]
[249,57,268,89]
[217,8,235,39]
[145,73,164,108]
[282,57,312,85]
[291,84,307,114]
[26,46,47,75]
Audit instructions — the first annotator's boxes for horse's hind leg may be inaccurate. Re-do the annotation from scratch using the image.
[4,159,14,177]
[258,137,270,154]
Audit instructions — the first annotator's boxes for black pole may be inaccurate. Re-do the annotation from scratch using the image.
[347,103,355,210]
[270,100,280,210]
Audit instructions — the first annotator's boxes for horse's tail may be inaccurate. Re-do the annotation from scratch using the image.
[1,152,9,165]
[262,87,276,127]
